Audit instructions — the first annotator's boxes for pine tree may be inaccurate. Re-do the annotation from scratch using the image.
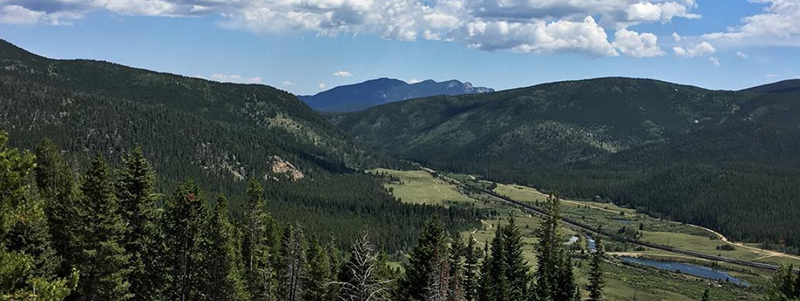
[402,217,450,301]
[587,236,605,301]
[117,148,164,300]
[424,248,450,301]
[482,224,509,301]
[305,236,332,301]
[764,264,800,301]
[463,235,480,301]
[279,224,308,301]
[533,194,577,301]
[162,181,211,301]
[337,233,392,301]
[501,218,531,301]
[208,195,250,301]
[0,133,77,300]
[243,179,281,300]
[327,234,343,301]
[448,233,466,301]
[34,139,81,277]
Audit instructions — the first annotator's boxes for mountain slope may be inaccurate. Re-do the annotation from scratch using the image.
[0,38,376,180]
[300,77,493,112]
[332,77,767,167]
[333,77,800,251]
[744,79,800,94]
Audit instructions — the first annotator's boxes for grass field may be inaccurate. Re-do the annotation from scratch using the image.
[377,168,769,300]
[370,168,477,206]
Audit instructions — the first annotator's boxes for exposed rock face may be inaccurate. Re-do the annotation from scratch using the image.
[267,155,304,181]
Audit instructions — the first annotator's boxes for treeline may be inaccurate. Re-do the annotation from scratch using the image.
[0,130,606,300]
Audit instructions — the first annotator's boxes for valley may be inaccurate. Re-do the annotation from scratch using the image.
[372,166,798,300]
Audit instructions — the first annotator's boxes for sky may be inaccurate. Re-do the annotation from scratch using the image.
[0,0,799,95]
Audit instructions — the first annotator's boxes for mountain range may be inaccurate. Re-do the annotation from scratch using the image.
[331,77,800,250]
[299,77,493,112]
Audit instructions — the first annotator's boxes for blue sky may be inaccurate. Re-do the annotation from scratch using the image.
[1,0,799,95]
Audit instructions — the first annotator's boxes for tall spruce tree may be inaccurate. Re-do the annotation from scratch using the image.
[402,217,449,301]
[764,264,800,301]
[162,181,211,301]
[305,236,332,301]
[117,148,164,300]
[327,234,343,301]
[501,218,531,301]
[533,194,577,301]
[75,154,132,301]
[208,195,249,301]
[480,223,509,301]
[243,179,281,300]
[448,233,466,301]
[278,224,308,301]
[424,247,450,301]
[587,236,605,301]
[463,235,480,301]
[0,133,77,300]
[34,139,81,277]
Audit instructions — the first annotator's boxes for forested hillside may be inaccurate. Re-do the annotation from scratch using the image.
[0,40,479,254]
[333,77,800,252]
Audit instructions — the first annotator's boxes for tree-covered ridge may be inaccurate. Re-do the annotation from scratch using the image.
[332,77,800,251]
[0,38,376,175]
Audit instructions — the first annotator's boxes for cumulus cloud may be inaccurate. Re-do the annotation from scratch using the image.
[282,80,295,86]
[209,74,262,84]
[318,82,327,89]
[703,0,800,47]
[1,0,704,56]
[736,51,748,59]
[673,41,716,57]
[672,32,681,42]
[613,28,665,57]
[408,78,422,84]
[333,71,354,77]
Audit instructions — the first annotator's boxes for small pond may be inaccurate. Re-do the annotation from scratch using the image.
[621,257,749,287]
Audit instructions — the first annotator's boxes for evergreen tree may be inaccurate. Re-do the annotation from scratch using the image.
[279,224,308,301]
[533,194,577,301]
[424,248,450,301]
[208,195,249,301]
[463,235,480,301]
[34,139,81,277]
[305,236,332,301]
[162,181,211,301]
[117,148,164,300]
[402,217,449,301]
[587,236,605,301]
[0,133,77,300]
[243,179,281,300]
[75,154,132,301]
[448,233,466,301]
[480,224,509,301]
[337,233,392,301]
[501,218,531,301]
[327,234,343,301]
[764,264,800,301]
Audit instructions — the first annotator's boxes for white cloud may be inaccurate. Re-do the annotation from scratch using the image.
[709,57,720,67]
[673,41,715,57]
[0,5,43,25]
[703,0,800,47]
[282,81,295,86]
[209,74,262,84]
[1,0,706,56]
[318,82,327,89]
[736,51,748,59]
[766,73,778,78]
[465,16,619,57]
[333,71,354,77]
[613,28,665,58]
[408,78,422,84]
[672,32,681,42]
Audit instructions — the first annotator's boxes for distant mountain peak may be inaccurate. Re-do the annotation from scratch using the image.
[299,78,494,112]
